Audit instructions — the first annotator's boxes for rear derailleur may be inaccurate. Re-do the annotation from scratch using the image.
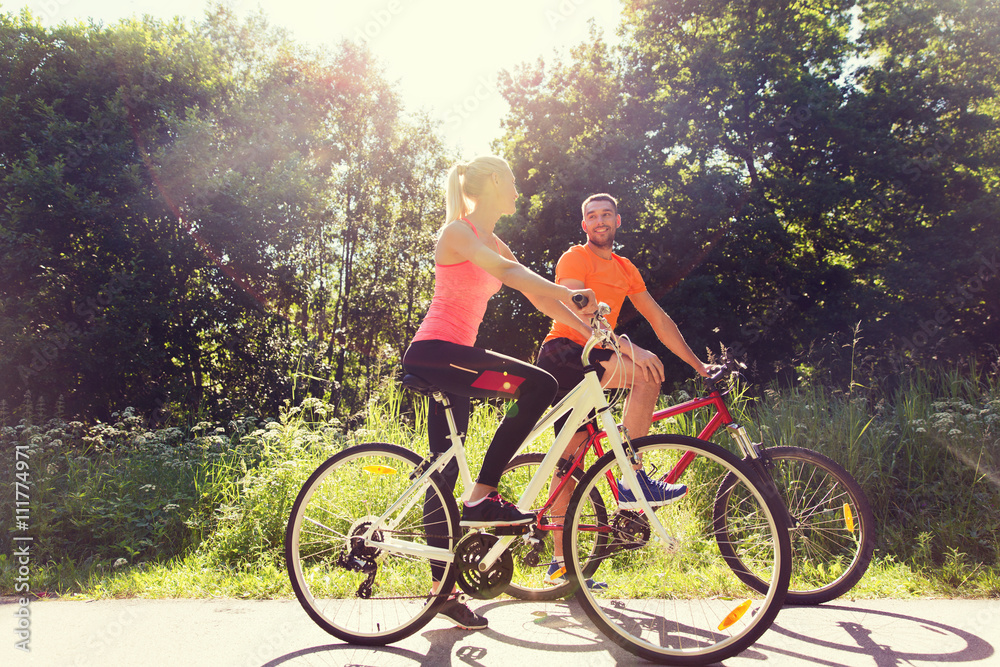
[609,510,650,551]
[336,517,383,599]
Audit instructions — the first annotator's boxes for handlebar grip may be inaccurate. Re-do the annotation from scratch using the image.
[572,294,589,309]
[707,367,728,385]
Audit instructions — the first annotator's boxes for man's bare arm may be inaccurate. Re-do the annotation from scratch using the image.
[629,290,709,377]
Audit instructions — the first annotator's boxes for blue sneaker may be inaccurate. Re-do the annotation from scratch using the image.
[617,469,687,510]
[545,561,608,591]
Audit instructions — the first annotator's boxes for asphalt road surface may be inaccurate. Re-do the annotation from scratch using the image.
[4,596,999,666]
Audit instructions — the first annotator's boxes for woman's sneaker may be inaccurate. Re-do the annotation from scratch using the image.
[436,598,488,630]
[460,492,535,527]
[617,469,687,510]
[545,560,608,591]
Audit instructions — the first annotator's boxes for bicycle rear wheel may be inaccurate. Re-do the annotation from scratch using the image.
[499,452,609,600]
[285,443,460,645]
[715,445,875,605]
[564,434,790,665]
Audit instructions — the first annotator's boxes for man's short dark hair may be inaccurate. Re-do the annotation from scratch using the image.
[581,193,618,218]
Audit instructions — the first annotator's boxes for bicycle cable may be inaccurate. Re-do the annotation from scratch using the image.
[590,310,633,412]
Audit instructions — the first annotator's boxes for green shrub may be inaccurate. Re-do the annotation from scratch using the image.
[195,398,348,566]
[3,362,999,598]
[0,400,263,566]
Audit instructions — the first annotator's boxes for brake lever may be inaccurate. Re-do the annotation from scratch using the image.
[589,311,616,349]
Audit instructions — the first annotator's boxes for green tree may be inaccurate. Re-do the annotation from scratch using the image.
[306,42,447,416]
[1,12,231,418]
[617,0,866,380]
[492,0,999,386]
[848,0,1000,371]
[1,8,448,421]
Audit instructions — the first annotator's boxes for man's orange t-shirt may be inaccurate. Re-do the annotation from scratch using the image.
[544,244,647,346]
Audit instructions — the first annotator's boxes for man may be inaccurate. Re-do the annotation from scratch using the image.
[535,193,711,586]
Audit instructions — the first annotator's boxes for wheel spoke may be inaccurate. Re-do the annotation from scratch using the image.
[285,444,460,644]
[565,435,790,664]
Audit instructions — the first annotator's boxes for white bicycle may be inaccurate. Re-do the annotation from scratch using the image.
[285,300,791,664]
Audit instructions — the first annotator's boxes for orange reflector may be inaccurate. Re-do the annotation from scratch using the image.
[843,503,855,532]
[363,465,397,475]
[718,599,752,630]
[546,566,567,584]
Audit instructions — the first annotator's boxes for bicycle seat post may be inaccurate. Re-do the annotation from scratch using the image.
[431,390,466,460]
[401,373,476,503]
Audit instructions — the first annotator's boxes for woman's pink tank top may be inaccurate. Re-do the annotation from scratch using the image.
[411,220,503,347]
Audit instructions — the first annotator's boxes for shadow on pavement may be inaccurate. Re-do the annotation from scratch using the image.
[756,603,995,666]
[260,599,996,667]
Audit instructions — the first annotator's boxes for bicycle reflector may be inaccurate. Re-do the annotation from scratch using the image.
[362,465,397,475]
[471,370,525,395]
[718,599,753,631]
[843,503,855,532]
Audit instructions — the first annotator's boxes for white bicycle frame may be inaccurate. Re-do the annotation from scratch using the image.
[363,317,680,572]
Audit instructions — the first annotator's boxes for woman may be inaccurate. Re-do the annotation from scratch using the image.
[402,155,596,629]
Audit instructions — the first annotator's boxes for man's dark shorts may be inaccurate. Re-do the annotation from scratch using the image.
[536,337,615,434]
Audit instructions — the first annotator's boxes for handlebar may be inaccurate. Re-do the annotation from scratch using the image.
[578,302,746,395]
[577,293,747,392]
[581,301,616,366]
[704,353,746,394]
[573,293,611,318]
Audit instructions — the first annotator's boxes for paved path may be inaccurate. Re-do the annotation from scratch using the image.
[4,597,999,666]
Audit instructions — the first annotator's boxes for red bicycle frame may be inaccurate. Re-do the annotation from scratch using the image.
[533,384,737,531]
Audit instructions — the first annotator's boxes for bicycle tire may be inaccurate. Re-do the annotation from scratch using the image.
[499,452,610,600]
[715,445,875,605]
[285,442,460,645]
[564,434,791,665]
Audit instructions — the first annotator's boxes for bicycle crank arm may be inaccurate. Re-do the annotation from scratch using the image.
[475,533,515,572]
[615,456,680,554]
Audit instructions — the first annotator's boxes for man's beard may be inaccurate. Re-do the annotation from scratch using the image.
[589,229,615,249]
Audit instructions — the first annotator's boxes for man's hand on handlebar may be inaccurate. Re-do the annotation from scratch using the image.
[705,357,743,386]
[697,362,719,378]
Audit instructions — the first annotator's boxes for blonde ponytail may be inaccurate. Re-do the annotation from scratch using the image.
[442,155,511,226]
[444,162,471,224]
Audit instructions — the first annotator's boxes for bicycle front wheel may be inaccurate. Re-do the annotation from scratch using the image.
[564,434,790,665]
[499,452,609,600]
[285,443,460,645]
[715,445,875,605]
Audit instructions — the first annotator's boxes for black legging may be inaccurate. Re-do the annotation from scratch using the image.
[403,339,558,486]
[402,339,558,581]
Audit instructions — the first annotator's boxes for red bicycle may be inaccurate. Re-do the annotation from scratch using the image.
[501,353,875,605]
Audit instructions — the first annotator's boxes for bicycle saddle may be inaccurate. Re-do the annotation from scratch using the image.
[400,373,440,396]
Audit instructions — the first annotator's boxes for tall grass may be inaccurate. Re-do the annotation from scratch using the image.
[677,364,1000,597]
[2,363,998,598]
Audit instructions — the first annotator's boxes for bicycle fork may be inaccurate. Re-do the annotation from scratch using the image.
[725,423,798,531]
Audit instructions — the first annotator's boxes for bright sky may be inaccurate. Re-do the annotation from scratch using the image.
[16,0,624,156]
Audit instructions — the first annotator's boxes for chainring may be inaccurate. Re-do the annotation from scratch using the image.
[454,532,514,600]
[611,510,650,550]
